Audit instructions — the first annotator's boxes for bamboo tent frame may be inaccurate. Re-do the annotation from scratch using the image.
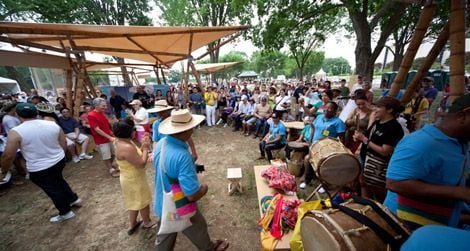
[0,22,249,116]
[389,0,467,105]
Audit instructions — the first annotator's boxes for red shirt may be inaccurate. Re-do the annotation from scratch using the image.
[88,110,113,144]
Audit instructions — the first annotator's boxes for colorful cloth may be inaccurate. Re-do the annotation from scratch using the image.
[261,166,297,193]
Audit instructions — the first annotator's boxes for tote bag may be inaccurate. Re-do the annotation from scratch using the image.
[157,140,192,235]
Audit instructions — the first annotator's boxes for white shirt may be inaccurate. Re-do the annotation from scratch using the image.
[275,96,291,111]
[12,120,65,172]
[238,102,251,114]
[134,107,149,131]
[351,83,363,94]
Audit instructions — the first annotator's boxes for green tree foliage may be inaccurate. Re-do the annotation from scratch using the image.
[255,0,409,81]
[156,0,252,63]
[250,50,289,78]
[322,57,351,75]
[167,70,182,83]
[217,51,249,80]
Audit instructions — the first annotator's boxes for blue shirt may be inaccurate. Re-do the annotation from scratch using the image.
[152,118,167,142]
[312,114,346,143]
[153,136,199,218]
[269,122,287,145]
[58,117,80,134]
[401,225,470,251]
[302,124,313,144]
[382,89,404,100]
[384,125,470,214]
[189,93,203,104]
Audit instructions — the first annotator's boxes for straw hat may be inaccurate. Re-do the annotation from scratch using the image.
[36,103,56,113]
[159,109,204,135]
[146,100,174,113]
[129,99,142,106]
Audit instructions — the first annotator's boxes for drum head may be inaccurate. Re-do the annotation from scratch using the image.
[288,141,308,150]
[319,154,360,186]
[301,213,341,251]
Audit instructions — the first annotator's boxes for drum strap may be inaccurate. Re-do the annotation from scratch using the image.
[350,195,410,240]
[335,204,402,251]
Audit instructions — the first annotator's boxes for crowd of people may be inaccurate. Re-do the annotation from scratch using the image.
[0,73,469,250]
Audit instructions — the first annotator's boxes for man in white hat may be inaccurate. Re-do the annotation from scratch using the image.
[153,109,229,251]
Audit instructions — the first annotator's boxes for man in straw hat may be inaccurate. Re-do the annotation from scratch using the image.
[384,93,470,230]
[1,103,81,223]
[153,109,229,251]
[151,100,199,161]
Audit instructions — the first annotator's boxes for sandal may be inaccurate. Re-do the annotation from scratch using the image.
[214,239,229,251]
[142,221,158,229]
[127,221,142,235]
[110,168,120,178]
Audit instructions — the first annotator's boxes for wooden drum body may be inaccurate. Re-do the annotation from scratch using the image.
[300,200,410,251]
[309,138,360,186]
[287,141,308,177]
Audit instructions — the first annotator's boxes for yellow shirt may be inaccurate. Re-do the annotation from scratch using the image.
[204,92,218,106]
[404,97,429,115]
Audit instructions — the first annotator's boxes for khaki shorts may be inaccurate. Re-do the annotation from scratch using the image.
[66,133,89,144]
[97,142,115,160]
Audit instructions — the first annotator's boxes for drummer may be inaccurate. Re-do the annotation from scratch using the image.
[300,102,346,189]
[285,116,314,160]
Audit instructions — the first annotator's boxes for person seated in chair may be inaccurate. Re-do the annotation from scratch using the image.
[58,108,93,162]
[257,113,287,161]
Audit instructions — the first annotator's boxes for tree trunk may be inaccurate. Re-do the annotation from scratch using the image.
[299,66,304,81]
[389,3,437,97]
[115,57,132,86]
[448,0,466,103]
[392,42,405,71]
[5,66,31,91]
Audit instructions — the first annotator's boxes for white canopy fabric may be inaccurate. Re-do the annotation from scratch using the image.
[194,62,242,74]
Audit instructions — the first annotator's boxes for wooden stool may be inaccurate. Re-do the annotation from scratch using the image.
[227,168,243,195]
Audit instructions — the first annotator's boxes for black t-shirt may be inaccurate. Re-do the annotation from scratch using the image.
[365,119,404,160]
[110,95,126,112]
[133,92,151,108]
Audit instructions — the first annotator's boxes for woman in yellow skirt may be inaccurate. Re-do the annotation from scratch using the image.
[113,118,156,235]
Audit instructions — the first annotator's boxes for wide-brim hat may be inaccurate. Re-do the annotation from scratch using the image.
[159,109,205,135]
[36,103,56,113]
[147,100,174,113]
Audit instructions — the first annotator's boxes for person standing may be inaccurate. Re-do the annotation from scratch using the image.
[339,79,350,97]
[126,99,149,143]
[88,98,119,177]
[113,119,156,235]
[421,77,439,106]
[204,87,218,127]
[133,86,152,109]
[0,103,81,223]
[109,89,126,119]
[189,87,203,115]
[2,102,21,134]
[154,109,229,250]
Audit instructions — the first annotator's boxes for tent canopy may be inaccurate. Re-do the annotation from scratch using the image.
[194,62,242,74]
[0,22,249,66]
[238,70,258,78]
[0,76,21,93]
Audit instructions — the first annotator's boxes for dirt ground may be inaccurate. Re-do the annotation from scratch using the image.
[0,125,317,251]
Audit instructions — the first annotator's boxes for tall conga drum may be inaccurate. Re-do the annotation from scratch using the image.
[287,141,308,177]
[309,138,360,186]
[301,199,410,251]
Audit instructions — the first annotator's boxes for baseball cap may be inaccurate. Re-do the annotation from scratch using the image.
[16,102,38,118]
[448,93,470,113]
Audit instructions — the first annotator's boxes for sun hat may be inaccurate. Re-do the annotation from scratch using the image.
[241,95,248,101]
[448,93,470,113]
[129,99,142,106]
[146,100,174,113]
[36,102,56,113]
[16,102,38,118]
[159,109,205,135]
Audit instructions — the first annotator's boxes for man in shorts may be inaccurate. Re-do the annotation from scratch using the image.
[58,107,93,163]
[88,98,118,177]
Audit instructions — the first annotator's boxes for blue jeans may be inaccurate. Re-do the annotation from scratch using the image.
[259,141,285,160]
[255,118,269,136]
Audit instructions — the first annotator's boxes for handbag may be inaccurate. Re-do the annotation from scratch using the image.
[157,139,192,235]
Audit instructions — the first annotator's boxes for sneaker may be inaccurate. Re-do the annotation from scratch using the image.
[223,123,227,128]
[49,211,75,223]
[216,119,223,125]
[70,198,82,207]
[72,156,80,163]
[299,182,306,189]
[79,154,93,160]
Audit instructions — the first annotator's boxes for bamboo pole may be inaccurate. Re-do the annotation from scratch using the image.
[160,67,167,84]
[400,23,450,105]
[448,0,466,103]
[65,69,73,109]
[389,2,437,97]
[155,65,162,85]
[190,61,204,92]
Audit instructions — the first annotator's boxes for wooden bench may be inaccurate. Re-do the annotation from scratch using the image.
[254,165,298,251]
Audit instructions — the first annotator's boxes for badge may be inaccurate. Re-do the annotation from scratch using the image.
[322,129,330,137]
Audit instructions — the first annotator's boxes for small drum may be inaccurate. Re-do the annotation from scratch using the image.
[309,138,360,186]
[287,141,309,177]
[283,121,305,141]
[301,200,410,251]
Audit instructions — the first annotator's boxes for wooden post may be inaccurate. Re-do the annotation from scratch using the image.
[389,2,437,97]
[190,60,204,92]
[73,72,85,119]
[65,69,73,110]
[160,67,167,84]
[448,0,466,103]
[400,23,450,105]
